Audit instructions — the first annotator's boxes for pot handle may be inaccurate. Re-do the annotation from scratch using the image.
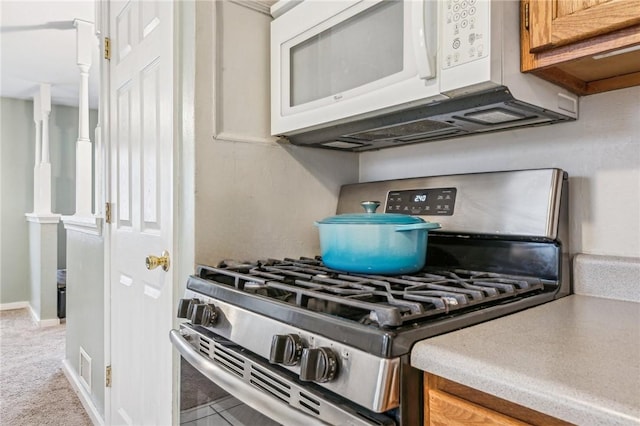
[395,222,441,232]
[361,201,381,213]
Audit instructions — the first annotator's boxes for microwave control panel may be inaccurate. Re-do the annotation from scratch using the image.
[386,188,457,216]
[442,0,489,69]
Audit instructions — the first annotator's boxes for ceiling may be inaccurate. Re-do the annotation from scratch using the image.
[0,1,100,109]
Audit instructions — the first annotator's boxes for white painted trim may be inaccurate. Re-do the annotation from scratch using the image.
[39,318,60,327]
[0,301,29,311]
[229,0,272,16]
[270,0,302,19]
[214,132,279,145]
[63,359,105,426]
[79,347,93,393]
[97,0,112,423]
[25,213,61,224]
[175,1,197,423]
[62,215,103,236]
[211,0,221,139]
[27,304,60,327]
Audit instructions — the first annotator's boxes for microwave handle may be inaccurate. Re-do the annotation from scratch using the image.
[411,0,435,80]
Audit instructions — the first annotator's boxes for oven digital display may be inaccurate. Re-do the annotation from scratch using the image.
[386,187,457,215]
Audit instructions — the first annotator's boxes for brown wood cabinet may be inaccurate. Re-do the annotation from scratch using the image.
[521,0,640,95]
[423,373,573,426]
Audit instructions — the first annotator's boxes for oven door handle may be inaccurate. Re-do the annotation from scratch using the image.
[169,329,328,426]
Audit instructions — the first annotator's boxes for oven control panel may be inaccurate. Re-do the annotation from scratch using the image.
[386,187,457,215]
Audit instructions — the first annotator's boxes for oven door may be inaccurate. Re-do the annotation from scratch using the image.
[171,326,396,426]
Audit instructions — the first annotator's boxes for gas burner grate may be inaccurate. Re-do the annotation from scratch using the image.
[199,258,545,328]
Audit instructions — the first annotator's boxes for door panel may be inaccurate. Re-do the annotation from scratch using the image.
[528,0,640,52]
[109,1,173,425]
[141,59,160,230]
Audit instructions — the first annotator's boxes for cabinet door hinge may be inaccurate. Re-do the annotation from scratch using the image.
[106,365,112,387]
[104,37,111,60]
[524,2,530,30]
[105,202,112,224]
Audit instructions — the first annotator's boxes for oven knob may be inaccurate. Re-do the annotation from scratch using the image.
[185,298,201,320]
[177,298,198,318]
[299,347,338,383]
[269,334,304,366]
[190,303,218,326]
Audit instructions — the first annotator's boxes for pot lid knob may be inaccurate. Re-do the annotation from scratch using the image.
[361,201,380,213]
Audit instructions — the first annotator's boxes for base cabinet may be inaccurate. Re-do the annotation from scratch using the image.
[423,373,572,426]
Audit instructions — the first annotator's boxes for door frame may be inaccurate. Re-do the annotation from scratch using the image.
[170,1,197,424]
[99,0,196,423]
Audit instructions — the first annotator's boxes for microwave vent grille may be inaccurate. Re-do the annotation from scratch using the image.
[347,119,458,141]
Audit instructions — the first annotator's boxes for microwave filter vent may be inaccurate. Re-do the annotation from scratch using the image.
[321,141,368,149]
[397,128,467,142]
[347,119,458,141]
[460,108,527,125]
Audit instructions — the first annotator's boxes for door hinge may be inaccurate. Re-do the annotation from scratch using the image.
[104,37,111,60]
[524,2,530,30]
[106,365,112,387]
[105,202,111,224]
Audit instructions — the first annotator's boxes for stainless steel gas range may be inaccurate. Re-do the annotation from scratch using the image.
[170,168,570,426]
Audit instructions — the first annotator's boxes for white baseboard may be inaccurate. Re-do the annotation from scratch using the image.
[62,359,105,426]
[28,305,60,327]
[0,301,29,310]
[1,303,60,327]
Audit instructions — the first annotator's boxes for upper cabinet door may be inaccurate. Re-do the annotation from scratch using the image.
[528,0,640,52]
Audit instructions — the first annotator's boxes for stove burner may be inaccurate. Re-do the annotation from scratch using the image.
[201,258,545,328]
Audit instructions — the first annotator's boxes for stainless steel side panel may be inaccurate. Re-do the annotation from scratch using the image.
[337,168,565,239]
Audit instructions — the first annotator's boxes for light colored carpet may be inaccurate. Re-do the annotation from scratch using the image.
[0,308,92,425]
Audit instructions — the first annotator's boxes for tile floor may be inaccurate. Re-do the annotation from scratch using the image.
[180,395,281,426]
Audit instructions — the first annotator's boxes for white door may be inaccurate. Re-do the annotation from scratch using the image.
[108,0,174,424]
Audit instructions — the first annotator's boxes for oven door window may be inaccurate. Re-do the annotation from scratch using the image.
[180,358,280,425]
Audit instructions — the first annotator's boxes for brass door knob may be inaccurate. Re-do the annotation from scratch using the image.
[146,250,170,271]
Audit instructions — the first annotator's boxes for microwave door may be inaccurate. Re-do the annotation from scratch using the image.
[271,0,441,137]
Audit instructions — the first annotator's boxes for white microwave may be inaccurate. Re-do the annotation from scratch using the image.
[270,0,579,151]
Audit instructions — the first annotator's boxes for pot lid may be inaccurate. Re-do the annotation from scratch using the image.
[317,201,426,225]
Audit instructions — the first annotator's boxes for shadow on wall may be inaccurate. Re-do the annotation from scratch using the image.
[569,176,589,257]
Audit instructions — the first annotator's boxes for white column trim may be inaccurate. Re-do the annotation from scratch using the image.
[40,84,51,165]
[30,84,53,215]
[32,90,43,212]
[74,19,96,217]
[33,90,42,164]
[62,215,103,236]
[25,213,61,224]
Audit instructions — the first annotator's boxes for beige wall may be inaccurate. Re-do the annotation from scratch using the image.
[193,1,358,267]
[361,86,640,259]
[191,1,640,267]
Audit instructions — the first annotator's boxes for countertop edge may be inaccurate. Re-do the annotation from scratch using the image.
[411,294,640,426]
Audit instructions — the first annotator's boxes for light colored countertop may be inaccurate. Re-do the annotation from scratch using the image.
[411,254,640,425]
